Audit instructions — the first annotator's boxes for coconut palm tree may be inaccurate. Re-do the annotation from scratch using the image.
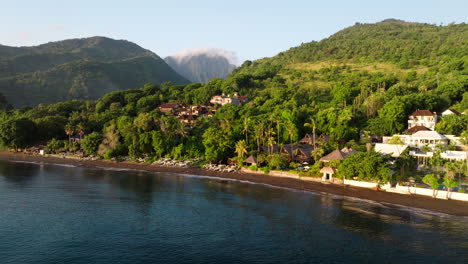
[220,118,233,132]
[175,121,187,142]
[275,119,281,146]
[304,118,316,147]
[443,177,458,199]
[444,162,458,179]
[454,160,466,187]
[64,123,74,143]
[394,152,415,183]
[285,124,295,145]
[77,123,85,140]
[430,150,444,177]
[253,120,264,153]
[242,117,251,145]
[266,127,276,155]
[235,140,248,166]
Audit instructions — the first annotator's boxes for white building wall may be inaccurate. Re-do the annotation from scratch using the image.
[386,184,468,202]
[344,179,379,188]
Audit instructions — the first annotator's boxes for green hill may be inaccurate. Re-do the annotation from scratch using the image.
[225,20,467,136]
[238,19,467,68]
[0,37,189,107]
[0,20,466,164]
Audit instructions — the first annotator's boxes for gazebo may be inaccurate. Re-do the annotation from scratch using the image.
[320,166,336,181]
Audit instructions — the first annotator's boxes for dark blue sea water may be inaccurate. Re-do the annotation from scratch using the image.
[0,160,467,264]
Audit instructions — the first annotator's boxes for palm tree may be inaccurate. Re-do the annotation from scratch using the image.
[64,123,74,143]
[304,118,316,147]
[444,162,458,179]
[175,121,187,140]
[159,116,172,138]
[454,161,466,187]
[275,119,281,146]
[253,120,265,153]
[394,152,415,183]
[220,118,233,132]
[430,150,444,177]
[285,124,295,159]
[77,123,85,140]
[266,127,276,155]
[235,140,248,166]
[443,177,458,199]
[242,117,250,145]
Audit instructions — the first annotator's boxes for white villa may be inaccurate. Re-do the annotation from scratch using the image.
[379,109,466,161]
[383,131,449,148]
[409,150,467,161]
[375,143,409,157]
[384,128,463,150]
[408,110,437,130]
[210,93,249,106]
[441,109,461,116]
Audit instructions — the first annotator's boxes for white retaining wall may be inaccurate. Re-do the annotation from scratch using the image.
[380,184,468,201]
[392,184,468,201]
[343,179,379,189]
[241,168,468,202]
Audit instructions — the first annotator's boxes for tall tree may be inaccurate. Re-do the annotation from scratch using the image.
[304,118,316,147]
[64,123,75,143]
[423,174,440,198]
[0,118,37,150]
[235,140,248,165]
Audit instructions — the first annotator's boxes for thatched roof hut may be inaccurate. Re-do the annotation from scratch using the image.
[320,147,358,162]
[243,155,258,165]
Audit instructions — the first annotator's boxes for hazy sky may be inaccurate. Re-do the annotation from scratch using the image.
[1,0,466,64]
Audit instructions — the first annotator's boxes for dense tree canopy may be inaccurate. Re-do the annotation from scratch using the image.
[0,20,465,169]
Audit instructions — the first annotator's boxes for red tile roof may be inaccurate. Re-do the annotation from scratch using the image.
[159,102,183,109]
[403,125,431,134]
[410,110,435,116]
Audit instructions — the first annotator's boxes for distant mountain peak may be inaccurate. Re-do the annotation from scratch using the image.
[170,47,238,65]
[165,48,238,83]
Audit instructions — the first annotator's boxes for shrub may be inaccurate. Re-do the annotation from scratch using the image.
[261,166,270,174]
[248,165,258,171]
[103,144,128,160]
[65,141,80,152]
[46,138,66,154]
[266,153,289,169]
[81,132,103,155]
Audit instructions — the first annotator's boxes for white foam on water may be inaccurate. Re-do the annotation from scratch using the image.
[8,160,77,168]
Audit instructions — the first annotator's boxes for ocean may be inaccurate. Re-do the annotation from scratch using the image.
[0,160,467,263]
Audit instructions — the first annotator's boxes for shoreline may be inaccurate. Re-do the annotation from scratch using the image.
[1,151,468,216]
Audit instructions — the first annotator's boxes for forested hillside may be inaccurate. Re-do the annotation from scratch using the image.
[0,20,466,172]
[0,37,189,107]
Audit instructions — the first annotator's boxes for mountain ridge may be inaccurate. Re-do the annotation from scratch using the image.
[0,36,189,107]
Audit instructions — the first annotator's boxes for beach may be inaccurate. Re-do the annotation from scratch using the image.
[1,151,467,216]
